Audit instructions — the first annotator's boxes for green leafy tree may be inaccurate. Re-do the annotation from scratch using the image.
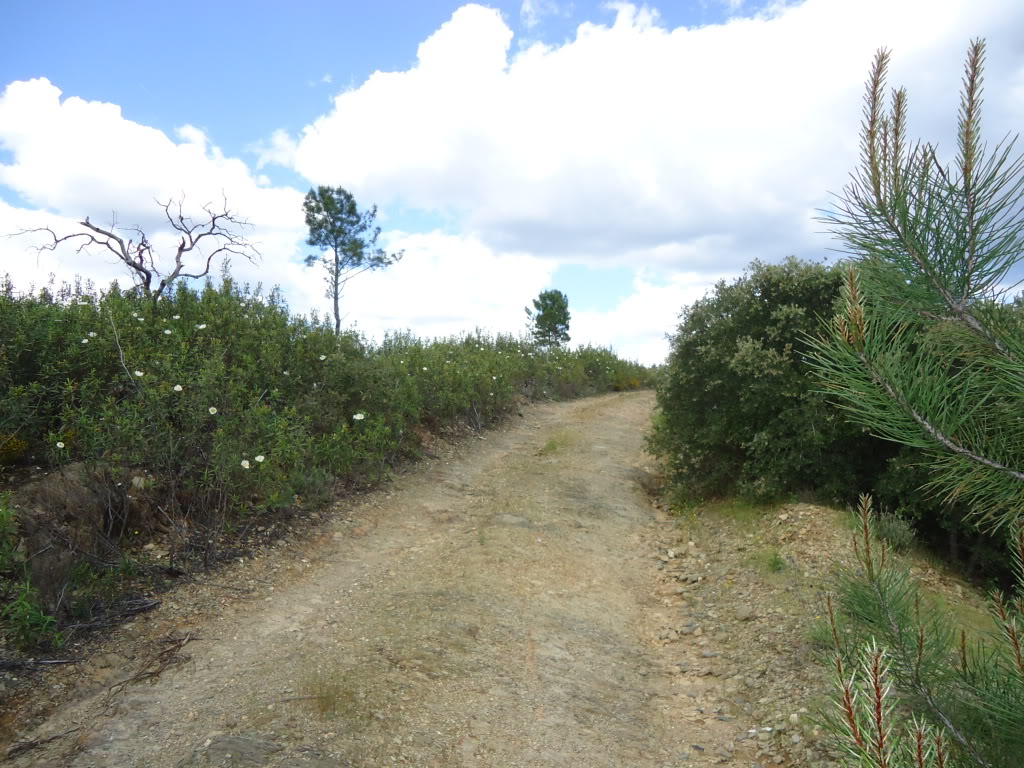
[810,40,1024,767]
[525,289,571,347]
[303,186,402,335]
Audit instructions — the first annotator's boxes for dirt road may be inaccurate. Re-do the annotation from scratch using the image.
[8,392,752,767]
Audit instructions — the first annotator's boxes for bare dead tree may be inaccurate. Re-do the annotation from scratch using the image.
[12,196,260,301]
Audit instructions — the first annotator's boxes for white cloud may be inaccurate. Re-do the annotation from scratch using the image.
[6,1,1024,366]
[572,269,731,364]
[251,129,298,170]
[0,201,129,293]
[0,77,307,289]
[262,0,1024,276]
[521,0,541,29]
[520,0,567,29]
[0,77,557,353]
[337,230,556,341]
[308,73,334,88]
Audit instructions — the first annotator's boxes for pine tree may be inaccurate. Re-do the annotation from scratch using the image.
[809,40,1024,767]
[303,186,402,335]
[525,289,571,347]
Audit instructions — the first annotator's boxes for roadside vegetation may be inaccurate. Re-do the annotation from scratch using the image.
[648,255,893,504]
[651,39,1024,767]
[0,272,649,652]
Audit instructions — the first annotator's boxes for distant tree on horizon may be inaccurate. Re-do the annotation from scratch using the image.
[526,289,571,347]
[303,186,402,335]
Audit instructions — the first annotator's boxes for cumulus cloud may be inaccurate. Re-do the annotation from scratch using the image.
[0,77,559,353]
[572,269,733,364]
[337,230,556,341]
[262,0,1024,275]
[0,78,308,274]
[5,2,1024,364]
[0,201,129,292]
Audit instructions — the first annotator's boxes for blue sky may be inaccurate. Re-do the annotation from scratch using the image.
[2,0,750,200]
[3,1,1024,362]
[2,1,766,159]
[3,0,686,323]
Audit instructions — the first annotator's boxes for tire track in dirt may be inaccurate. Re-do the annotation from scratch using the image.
[8,391,753,767]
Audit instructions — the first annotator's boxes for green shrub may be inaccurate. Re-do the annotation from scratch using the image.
[0,491,19,576]
[0,272,653,650]
[874,446,1014,583]
[873,510,915,554]
[649,257,893,502]
[1,582,62,652]
[0,274,649,525]
[766,551,787,572]
[0,433,28,465]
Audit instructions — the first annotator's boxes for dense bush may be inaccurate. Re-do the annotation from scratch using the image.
[649,257,894,501]
[648,254,1012,580]
[1,274,649,506]
[873,446,1014,584]
[0,272,649,646]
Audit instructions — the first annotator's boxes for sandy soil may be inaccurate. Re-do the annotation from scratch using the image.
[8,391,766,767]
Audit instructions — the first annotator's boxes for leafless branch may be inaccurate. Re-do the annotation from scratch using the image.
[0,658,78,669]
[4,727,81,759]
[107,311,140,389]
[8,196,260,301]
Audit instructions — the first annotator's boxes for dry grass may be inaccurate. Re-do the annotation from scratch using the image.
[538,429,575,456]
[297,665,368,720]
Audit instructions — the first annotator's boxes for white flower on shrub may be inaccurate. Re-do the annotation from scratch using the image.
[208,407,218,415]
[319,355,327,361]
[196,323,207,329]
[422,367,428,371]
[173,384,183,392]
[164,329,172,335]
[56,441,65,449]
[172,315,180,320]
[492,376,497,380]
[132,312,139,318]
[134,370,144,377]
[353,413,366,421]
[81,338,89,344]
[241,459,251,469]
[88,331,97,338]
[255,455,265,463]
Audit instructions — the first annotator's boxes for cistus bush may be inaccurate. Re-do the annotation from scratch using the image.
[0,272,651,526]
[0,433,28,465]
[649,257,893,502]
